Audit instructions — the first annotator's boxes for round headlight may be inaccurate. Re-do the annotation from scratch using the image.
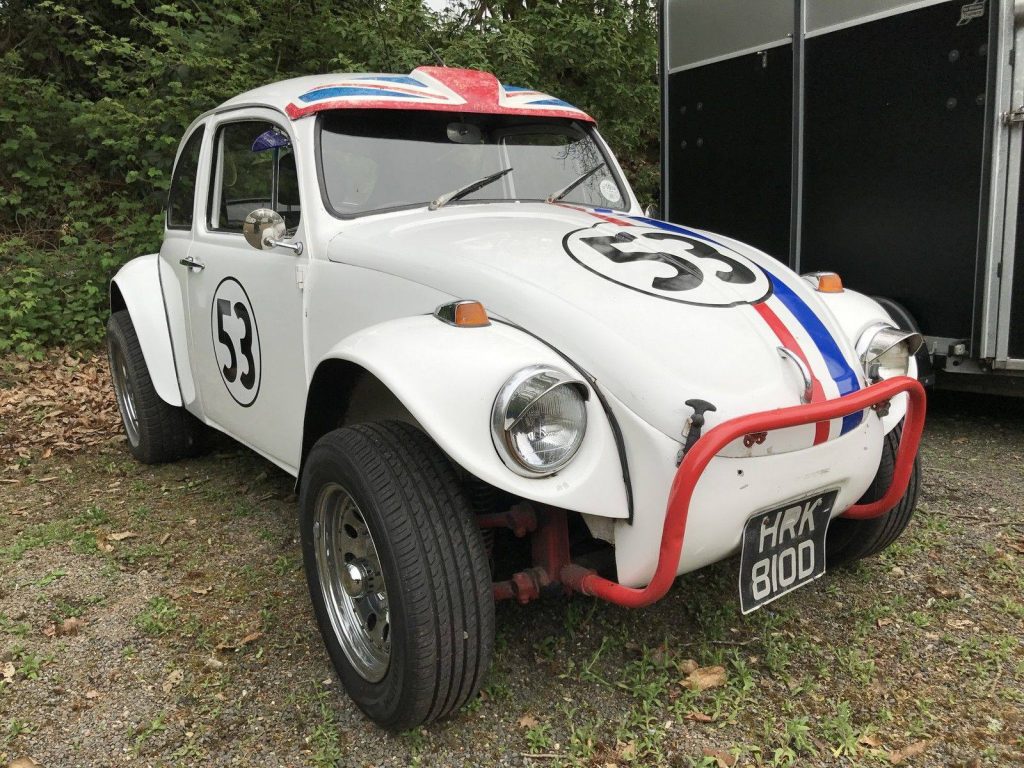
[857,325,924,381]
[491,365,588,476]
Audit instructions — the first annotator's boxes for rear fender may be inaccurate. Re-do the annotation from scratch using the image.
[307,315,629,519]
[109,254,182,407]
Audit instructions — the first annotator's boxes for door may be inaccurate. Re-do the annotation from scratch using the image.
[158,123,205,407]
[184,111,309,472]
[662,0,795,261]
[997,0,1024,367]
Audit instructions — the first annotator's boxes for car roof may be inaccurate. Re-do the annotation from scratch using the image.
[216,66,595,123]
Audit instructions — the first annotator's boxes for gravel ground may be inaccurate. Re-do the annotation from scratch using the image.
[1,355,1022,767]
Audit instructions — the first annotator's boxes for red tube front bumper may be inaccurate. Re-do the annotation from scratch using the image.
[562,376,927,608]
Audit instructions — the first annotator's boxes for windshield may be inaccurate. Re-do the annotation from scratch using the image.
[317,110,627,216]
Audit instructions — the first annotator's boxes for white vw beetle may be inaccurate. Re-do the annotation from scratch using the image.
[107,67,926,729]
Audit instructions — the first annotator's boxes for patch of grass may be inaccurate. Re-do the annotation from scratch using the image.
[305,685,346,768]
[524,719,554,753]
[35,568,67,587]
[0,613,30,637]
[1,719,36,748]
[11,645,52,680]
[1,519,77,561]
[131,714,167,756]
[135,596,179,635]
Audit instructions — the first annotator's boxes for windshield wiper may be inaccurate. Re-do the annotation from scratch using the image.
[546,162,608,204]
[429,167,514,211]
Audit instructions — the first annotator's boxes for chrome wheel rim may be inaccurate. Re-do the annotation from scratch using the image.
[313,483,391,682]
[109,341,141,447]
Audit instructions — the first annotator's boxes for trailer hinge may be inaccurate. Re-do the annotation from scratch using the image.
[1002,106,1024,125]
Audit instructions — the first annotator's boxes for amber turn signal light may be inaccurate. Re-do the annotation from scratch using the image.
[815,272,843,293]
[434,300,490,327]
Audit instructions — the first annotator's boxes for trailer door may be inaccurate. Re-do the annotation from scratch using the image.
[662,0,795,262]
[997,2,1024,368]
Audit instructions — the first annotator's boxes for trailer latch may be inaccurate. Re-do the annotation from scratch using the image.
[1002,106,1024,125]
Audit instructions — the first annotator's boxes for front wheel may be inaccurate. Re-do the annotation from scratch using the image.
[299,421,494,730]
[827,423,921,566]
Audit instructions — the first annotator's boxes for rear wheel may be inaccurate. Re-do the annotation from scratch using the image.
[106,310,206,464]
[827,423,920,566]
[299,421,494,730]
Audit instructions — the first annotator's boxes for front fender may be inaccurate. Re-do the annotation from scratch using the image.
[812,287,917,433]
[110,255,181,407]
[316,315,630,519]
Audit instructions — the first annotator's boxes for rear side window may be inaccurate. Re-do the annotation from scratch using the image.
[167,126,205,229]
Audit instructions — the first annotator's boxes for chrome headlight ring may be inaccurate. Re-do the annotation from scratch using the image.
[490,365,589,477]
[856,324,924,382]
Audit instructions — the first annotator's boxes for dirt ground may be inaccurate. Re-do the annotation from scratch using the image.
[1,353,1022,768]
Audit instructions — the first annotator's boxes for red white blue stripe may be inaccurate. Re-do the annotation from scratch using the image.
[286,67,594,122]
[573,208,865,445]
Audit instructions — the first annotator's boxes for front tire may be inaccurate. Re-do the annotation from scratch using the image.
[299,421,494,730]
[106,310,205,464]
[827,423,921,566]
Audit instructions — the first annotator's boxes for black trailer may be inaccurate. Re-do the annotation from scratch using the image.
[660,0,1023,395]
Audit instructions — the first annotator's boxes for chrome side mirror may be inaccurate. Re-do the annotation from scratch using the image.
[243,209,303,255]
[643,203,660,219]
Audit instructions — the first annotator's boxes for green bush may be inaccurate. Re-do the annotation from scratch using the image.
[0,0,658,356]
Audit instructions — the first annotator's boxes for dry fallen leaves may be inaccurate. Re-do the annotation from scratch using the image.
[0,351,120,468]
[615,741,636,761]
[162,669,184,693]
[2,662,15,682]
[216,631,263,652]
[686,711,715,723]
[889,740,929,764]
[106,531,137,542]
[702,748,736,768]
[683,665,729,691]
[7,758,43,768]
[54,617,84,637]
[517,714,539,730]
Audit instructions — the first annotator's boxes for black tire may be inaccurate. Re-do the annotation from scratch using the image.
[299,421,494,730]
[826,423,921,566]
[106,310,206,464]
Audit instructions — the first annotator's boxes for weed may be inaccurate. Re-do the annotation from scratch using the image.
[0,613,30,637]
[35,568,67,587]
[135,596,179,635]
[524,720,554,753]
[132,714,167,755]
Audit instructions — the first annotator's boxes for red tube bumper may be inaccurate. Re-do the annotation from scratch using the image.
[562,376,927,608]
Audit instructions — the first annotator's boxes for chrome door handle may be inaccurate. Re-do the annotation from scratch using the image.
[179,256,205,271]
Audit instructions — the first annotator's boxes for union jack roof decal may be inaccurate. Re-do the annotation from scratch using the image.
[284,67,594,122]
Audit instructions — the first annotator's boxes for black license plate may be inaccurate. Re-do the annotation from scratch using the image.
[738,489,838,614]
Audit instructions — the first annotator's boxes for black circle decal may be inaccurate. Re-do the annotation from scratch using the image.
[564,224,772,307]
[211,277,261,407]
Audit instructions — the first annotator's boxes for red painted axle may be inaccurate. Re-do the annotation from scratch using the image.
[561,376,927,608]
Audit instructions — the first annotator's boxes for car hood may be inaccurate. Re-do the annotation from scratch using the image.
[327,203,866,451]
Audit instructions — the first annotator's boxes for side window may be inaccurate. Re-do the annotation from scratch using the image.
[210,121,301,233]
[167,126,205,229]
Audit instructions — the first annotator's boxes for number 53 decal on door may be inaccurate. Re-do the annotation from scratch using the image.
[211,277,262,407]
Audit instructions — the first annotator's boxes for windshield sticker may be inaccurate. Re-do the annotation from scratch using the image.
[599,178,621,204]
[211,277,262,407]
[563,223,771,307]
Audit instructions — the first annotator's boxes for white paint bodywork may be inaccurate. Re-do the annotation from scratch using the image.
[112,72,916,584]
[110,254,182,407]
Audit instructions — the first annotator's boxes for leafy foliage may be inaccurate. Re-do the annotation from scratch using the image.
[0,0,658,355]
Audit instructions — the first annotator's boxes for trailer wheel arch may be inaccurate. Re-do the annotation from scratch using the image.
[871,296,934,387]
